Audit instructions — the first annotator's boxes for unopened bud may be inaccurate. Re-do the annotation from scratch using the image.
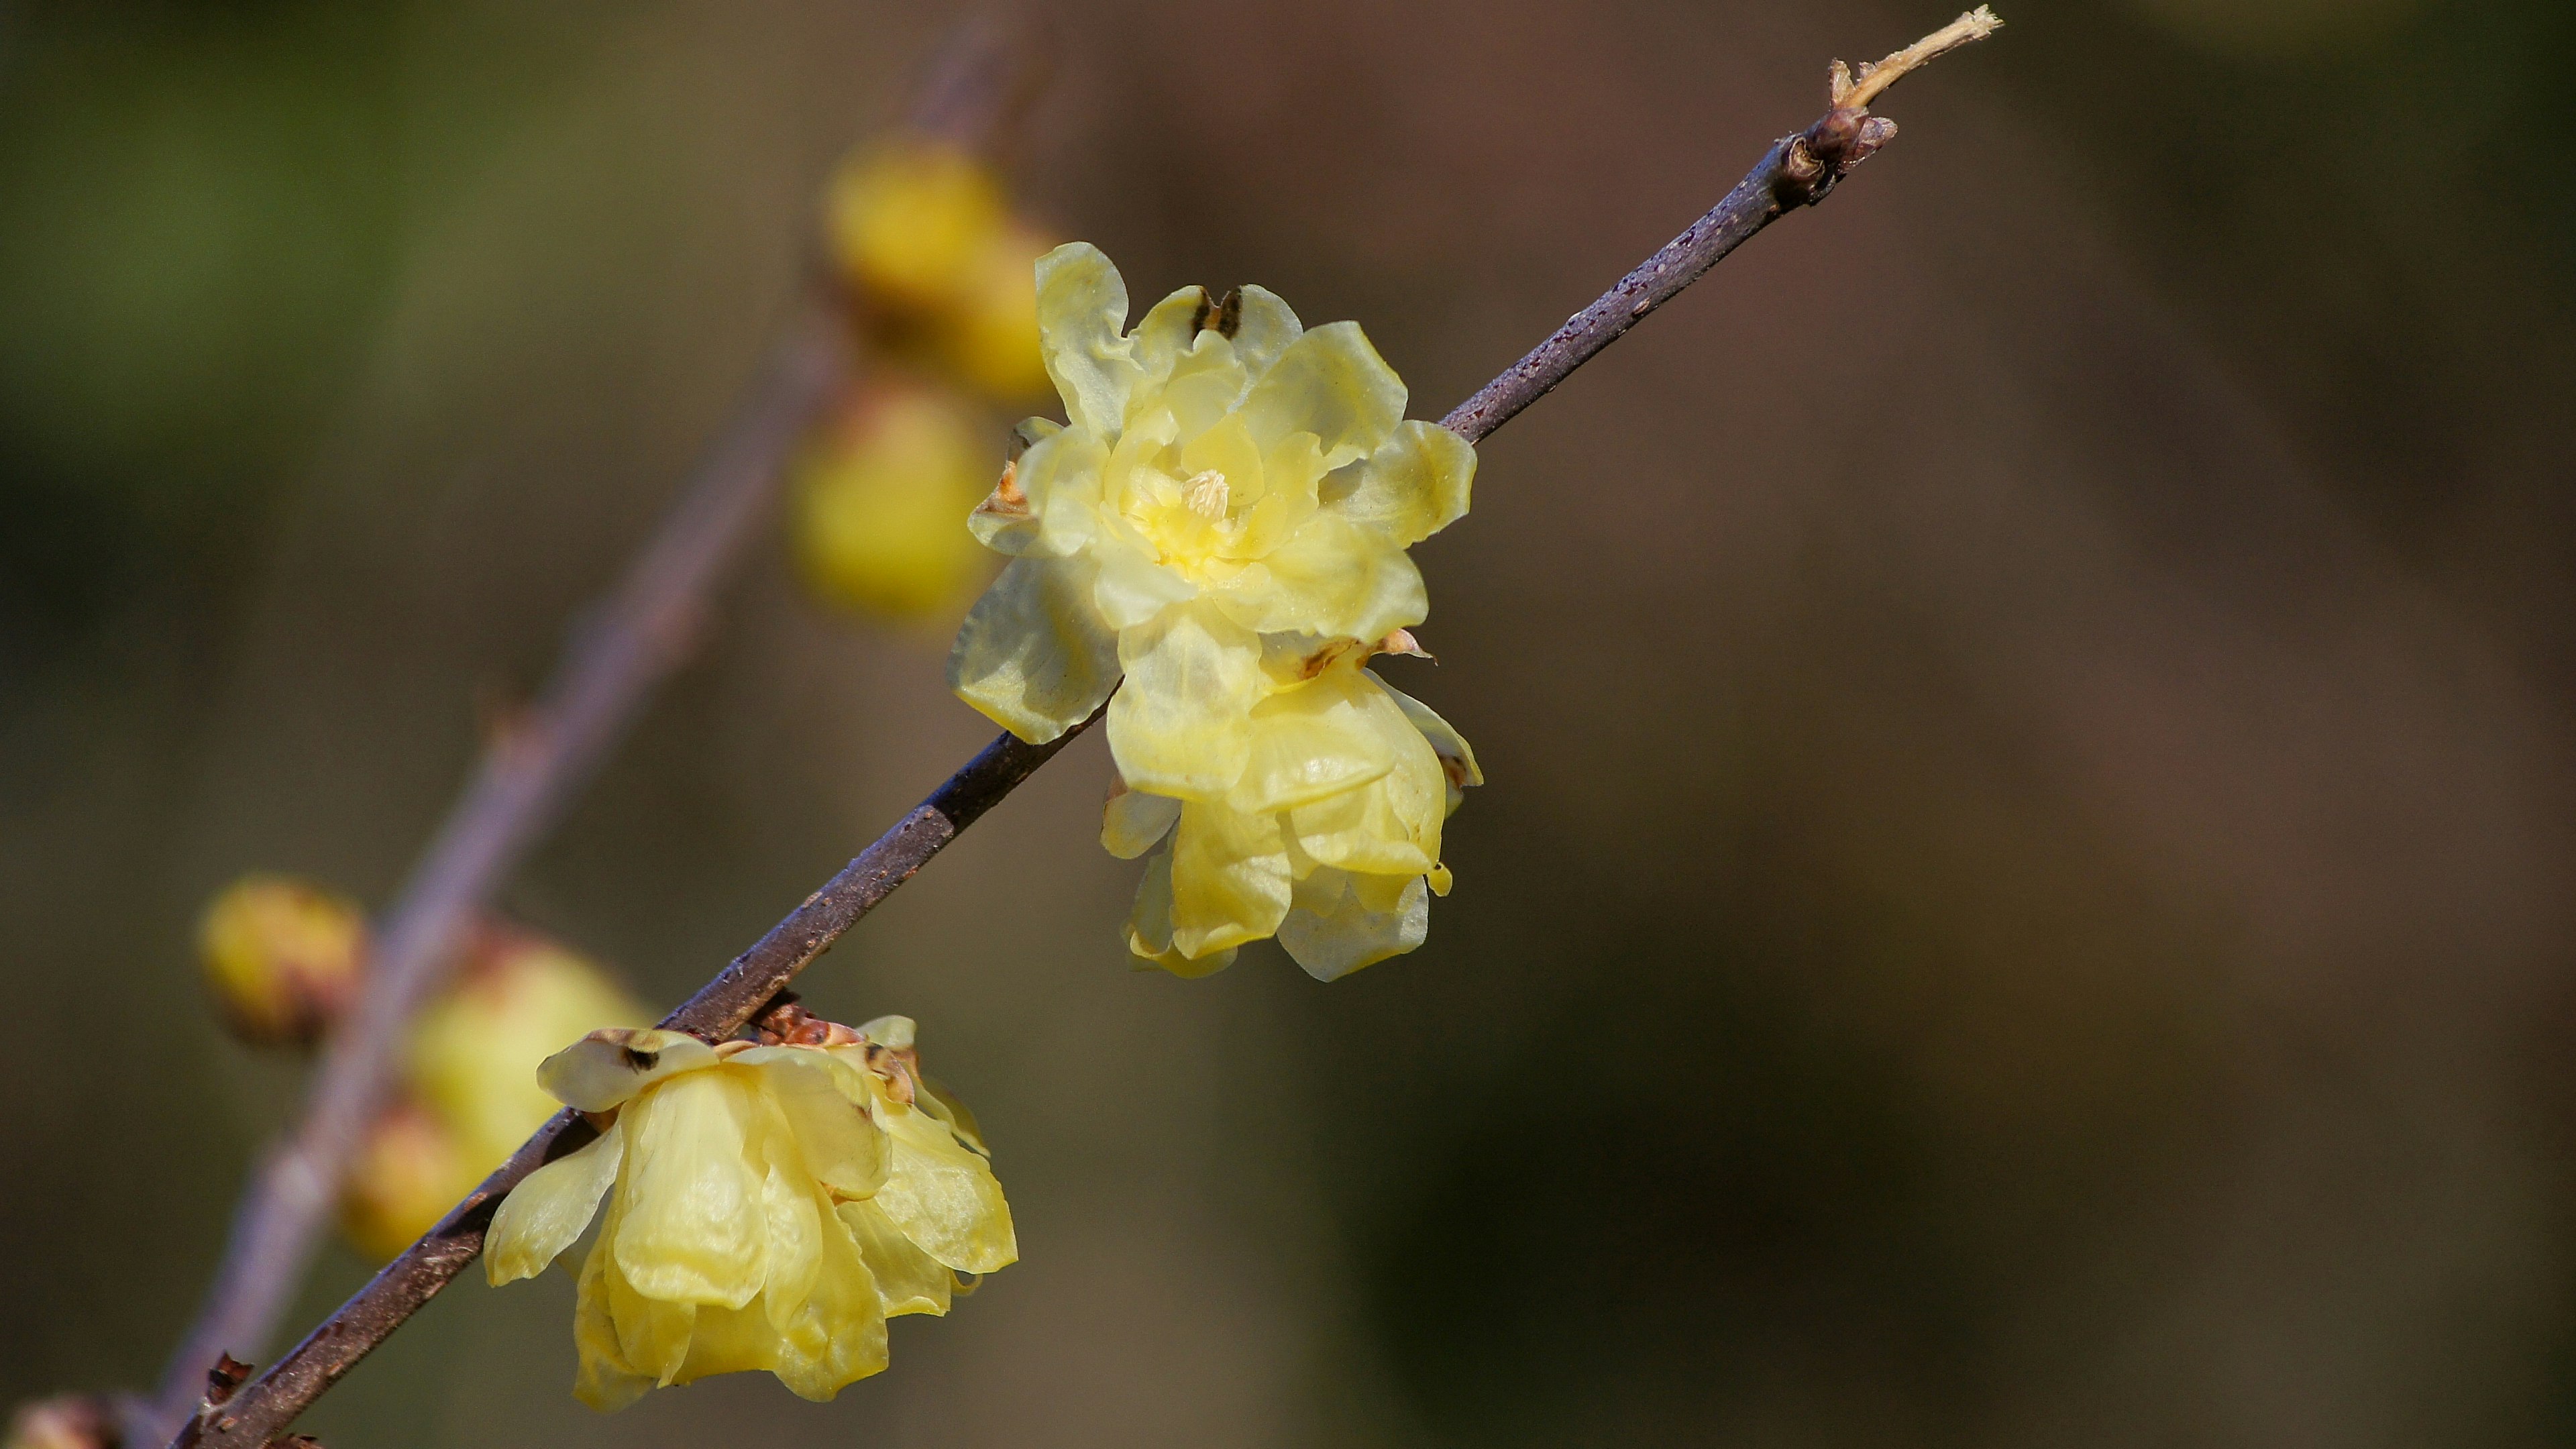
[409,926,649,1169]
[197,875,368,1049]
[792,382,995,621]
[826,139,1008,315]
[340,1100,476,1262]
[4,1397,117,1449]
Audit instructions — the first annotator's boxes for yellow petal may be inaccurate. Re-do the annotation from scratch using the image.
[611,1072,767,1309]
[874,1106,1018,1275]
[839,1198,956,1316]
[603,1246,698,1387]
[1279,868,1430,981]
[1167,802,1292,958]
[537,1029,718,1114]
[764,1206,889,1400]
[1124,846,1240,977]
[756,1155,823,1332]
[486,1116,623,1286]
[1226,669,1400,815]
[1130,286,1218,394]
[1087,524,1200,631]
[1324,418,1474,547]
[1108,600,1264,800]
[949,554,1122,743]
[572,1224,653,1411]
[968,421,1099,559]
[1103,782,1182,859]
[1216,511,1426,643]
[1238,321,1405,469]
[1374,672,1483,816]
[1282,726,1445,878]
[1035,242,1145,438]
[731,1049,888,1201]
[1228,284,1305,383]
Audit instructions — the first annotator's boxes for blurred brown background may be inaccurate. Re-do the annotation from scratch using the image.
[5,0,2574,1443]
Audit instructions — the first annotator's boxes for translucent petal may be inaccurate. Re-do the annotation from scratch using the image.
[875,1105,1018,1274]
[1228,284,1304,383]
[604,1249,698,1386]
[757,1155,824,1333]
[1159,336,1252,442]
[732,1050,887,1200]
[969,423,1100,559]
[1216,511,1426,643]
[1034,242,1144,437]
[1131,285,1214,387]
[840,1199,956,1316]
[1226,669,1400,815]
[612,1071,767,1309]
[1322,419,1474,547]
[1178,412,1267,505]
[1168,802,1292,958]
[1238,321,1405,469]
[764,1207,888,1400]
[1279,869,1430,981]
[1108,600,1264,800]
[1103,784,1182,859]
[486,1116,623,1285]
[1088,527,1199,631]
[538,1030,718,1113]
[915,1075,988,1156]
[1282,727,1445,877]
[1374,672,1483,815]
[949,554,1122,743]
[572,1223,653,1411]
[1124,847,1238,977]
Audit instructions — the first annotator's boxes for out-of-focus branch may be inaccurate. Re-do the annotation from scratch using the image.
[166,13,1998,1446]
[140,19,1051,1445]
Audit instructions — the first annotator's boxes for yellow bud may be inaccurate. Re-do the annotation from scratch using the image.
[408,927,649,1170]
[826,140,1007,313]
[930,218,1053,401]
[339,1099,479,1263]
[792,383,995,621]
[197,875,368,1048]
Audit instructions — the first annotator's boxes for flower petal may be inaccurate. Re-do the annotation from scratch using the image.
[486,1117,624,1285]
[969,423,1098,558]
[1168,801,1292,958]
[1226,668,1400,815]
[839,1198,955,1317]
[1279,869,1430,981]
[1036,242,1145,438]
[1218,511,1426,642]
[1282,724,1445,877]
[1103,783,1182,859]
[1108,600,1264,800]
[1374,671,1483,815]
[874,1106,1018,1274]
[1131,285,1215,386]
[763,1207,888,1400]
[1228,284,1303,384]
[737,1050,887,1202]
[612,1071,767,1309]
[572,1224,653,1411]
[1238,321,1405,469]
[1322,419,1474,547]
[537,1029,718,1114]
[949,554,1122,743]
[1124,846,1239,977]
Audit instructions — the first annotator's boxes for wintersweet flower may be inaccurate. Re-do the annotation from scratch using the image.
[792,383,995,621]
[485,1015,1012,1408]
[197,874,368,1047]
[949,244,1479,969]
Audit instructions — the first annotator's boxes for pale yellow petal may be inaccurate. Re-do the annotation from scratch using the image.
[1087,525,1200,631]
[537,1029,718,1114]
[1130,285,1216,391]
[612,1073,767,1309]
[1238,321,1405,468]
[1217,511,1426,643]
[603,1248,698,1386]
[1373,671,1483,815]
[875,1106,1018,1275]
[765,1208,888,1400]
[949,554,1122,743]
[1228,284,1304,383]
[1103,783,1182,859]
[1167,802,1292,958]
[1035,242,1144,437]
[486,1117,623,1285]
[1108,600,1264,801]
[839,1198,956,1317]
[757,1155,823,1332]
[1279,868,1430,981]
[732,1050,887,1201]
[969,423,1099,558]
[1282,724,1445,877]
[1226,669,1399,815]
[1124,846,1238,977]
[1324,418,1474,547]
[572,1225,653,1411]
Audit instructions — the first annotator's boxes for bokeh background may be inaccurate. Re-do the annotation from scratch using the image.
[6,0,2575,1443]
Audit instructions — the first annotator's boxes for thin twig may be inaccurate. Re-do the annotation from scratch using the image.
[166,15,1997,1445]
[140,19,1052,1442]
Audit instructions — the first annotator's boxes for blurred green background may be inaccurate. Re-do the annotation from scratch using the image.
[5,0,2575,1444]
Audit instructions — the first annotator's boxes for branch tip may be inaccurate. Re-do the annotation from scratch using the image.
[1830,7,2003,112]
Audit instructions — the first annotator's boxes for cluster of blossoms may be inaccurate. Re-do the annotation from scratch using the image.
[949,244,1482,978]
[794,136,1059,623]
[486,1007,1012,1406]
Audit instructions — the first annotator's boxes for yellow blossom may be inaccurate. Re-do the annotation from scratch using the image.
[792,383,996,621]
[486,1018,1012,1407]
[949,243,1479,972]
[824,138,1051,402]
[340,1099,478,1260]
[197,874,368,1047]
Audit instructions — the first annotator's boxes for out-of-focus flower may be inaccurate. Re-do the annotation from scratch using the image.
[824,138,1051,402]
[339,926,647,1260]
[339,1100,477,1261]
[792,383,997,621]
[4,1396,116,1449]
[197,875,368,1047]
[949,243,1479,972]
[486,1014,1012,1408]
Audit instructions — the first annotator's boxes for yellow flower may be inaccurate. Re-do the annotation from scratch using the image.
[1109,653,1482,979]
[338,929,647,1260]
[486,1019,1012,1408]
[949,242,1479,972]
[197,874,368,1047]
[824,138,1052,402]
[792,382,997,622]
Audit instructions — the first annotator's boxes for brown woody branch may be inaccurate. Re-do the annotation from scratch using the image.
[166,13,1996,1446]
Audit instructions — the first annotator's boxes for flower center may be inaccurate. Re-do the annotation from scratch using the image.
[1181,469,1229,521]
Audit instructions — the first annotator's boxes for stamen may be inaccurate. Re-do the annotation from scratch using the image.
[1182,469,1229,520]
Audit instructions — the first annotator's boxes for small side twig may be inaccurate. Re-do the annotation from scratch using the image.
[166,13,1999,1446]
